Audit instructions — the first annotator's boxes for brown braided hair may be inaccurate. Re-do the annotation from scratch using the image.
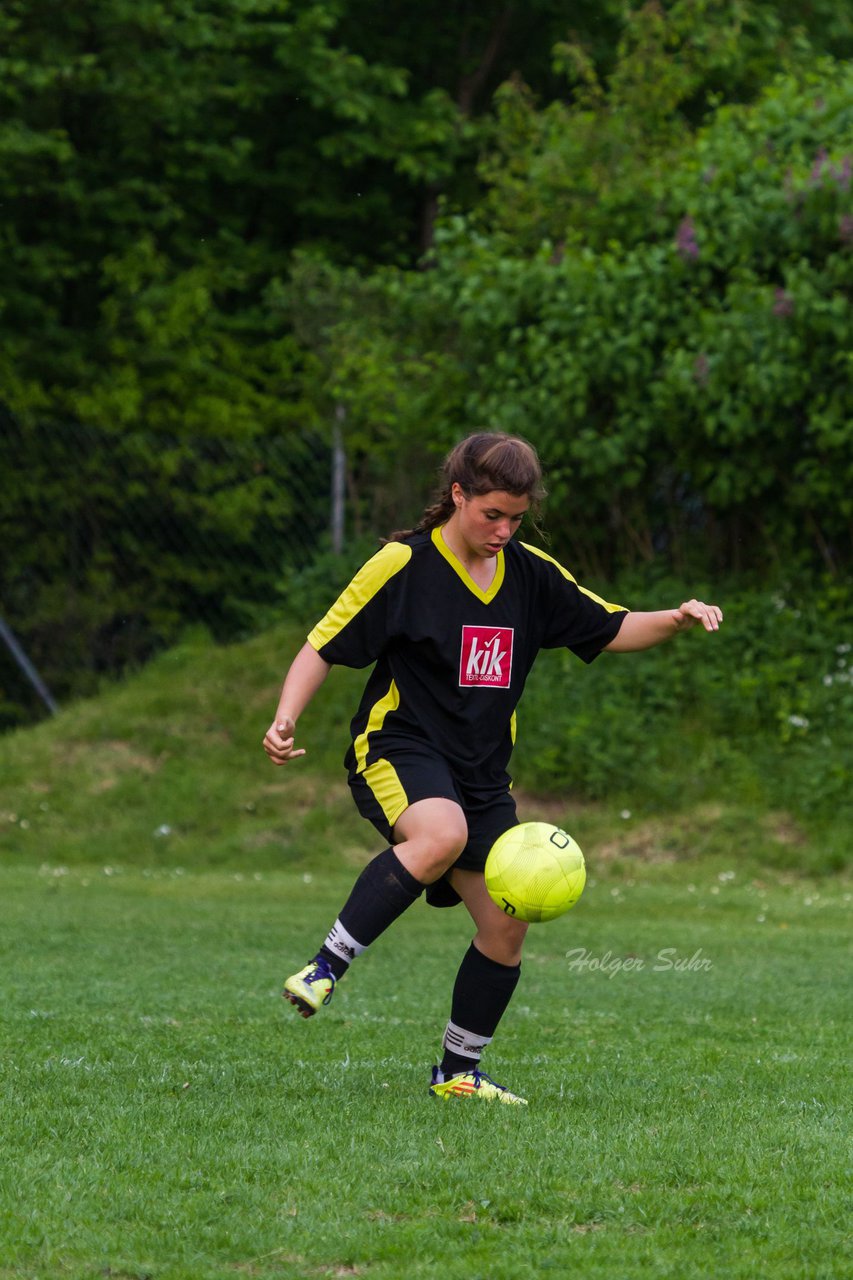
[386,432,546,542]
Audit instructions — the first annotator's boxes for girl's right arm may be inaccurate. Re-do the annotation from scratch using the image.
[262,641,332,764]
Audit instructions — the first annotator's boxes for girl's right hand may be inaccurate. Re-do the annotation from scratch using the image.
[262,715,306,764]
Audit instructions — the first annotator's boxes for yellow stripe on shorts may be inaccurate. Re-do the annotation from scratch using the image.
[362,759,409,828]
[353,680,400,773]
[352,680,408,827]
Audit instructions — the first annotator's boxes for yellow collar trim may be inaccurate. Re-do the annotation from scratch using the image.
[431,525,505,604]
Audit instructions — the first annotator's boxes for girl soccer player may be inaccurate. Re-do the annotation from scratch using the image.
[263,432,722,1104]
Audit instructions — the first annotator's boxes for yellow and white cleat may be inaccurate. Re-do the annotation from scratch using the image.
[283,959,336,1018]
[429,1066,527,1105]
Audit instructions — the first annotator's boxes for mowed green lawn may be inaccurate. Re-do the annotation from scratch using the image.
[1,861,849,1280]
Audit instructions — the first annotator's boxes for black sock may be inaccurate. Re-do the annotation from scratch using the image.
[440,942,521,1077]
[316,847,424,979]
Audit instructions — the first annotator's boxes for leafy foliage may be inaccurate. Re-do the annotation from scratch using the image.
[337,61,853,576]
[0,414,330,722]
[1,0,851,722]
[516,575,852,867]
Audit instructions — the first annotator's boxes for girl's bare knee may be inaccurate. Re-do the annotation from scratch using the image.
[393,800,468,882]
[475,917,528,967]
[411,823,467,879]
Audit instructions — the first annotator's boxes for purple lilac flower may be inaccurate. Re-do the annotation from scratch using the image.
[809,149,851,189]
[810,148,828,184]
[676,216,699,261]
[773,288,794,318]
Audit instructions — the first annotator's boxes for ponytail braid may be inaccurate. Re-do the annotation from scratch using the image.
[385,432,545,543]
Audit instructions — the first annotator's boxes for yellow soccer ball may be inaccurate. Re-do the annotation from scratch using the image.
[485,822,586,923]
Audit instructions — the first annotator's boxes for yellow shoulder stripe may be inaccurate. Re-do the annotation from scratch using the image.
[308,542,412,651]
[519,542,626,614]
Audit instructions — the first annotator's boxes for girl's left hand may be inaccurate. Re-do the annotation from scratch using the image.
[672,600,723,632]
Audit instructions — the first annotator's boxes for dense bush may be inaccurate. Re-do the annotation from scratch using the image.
[2,4,851,726]
[514,576,852,866]
[0,415,330,723]
[333,64,852,579]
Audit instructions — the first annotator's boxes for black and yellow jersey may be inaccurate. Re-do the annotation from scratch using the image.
[307,526,628,785]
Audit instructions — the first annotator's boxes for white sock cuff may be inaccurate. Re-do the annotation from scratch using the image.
[324,919,367,966]
[443,1020,493,1060]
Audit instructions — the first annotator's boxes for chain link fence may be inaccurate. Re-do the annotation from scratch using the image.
[1,411,340,726]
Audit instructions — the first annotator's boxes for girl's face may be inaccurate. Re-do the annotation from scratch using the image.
[450,484,530,559]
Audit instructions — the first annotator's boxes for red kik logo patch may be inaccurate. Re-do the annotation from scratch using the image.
[459,626,514,688]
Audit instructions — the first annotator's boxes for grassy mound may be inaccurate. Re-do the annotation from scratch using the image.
[1,584,849,879]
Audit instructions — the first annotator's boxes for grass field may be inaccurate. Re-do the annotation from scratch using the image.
[2,861,850,1279]
[1,624,850,1278]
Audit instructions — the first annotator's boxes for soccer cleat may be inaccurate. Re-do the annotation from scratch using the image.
[283,958,336,1018]
[429,1065,528,1106]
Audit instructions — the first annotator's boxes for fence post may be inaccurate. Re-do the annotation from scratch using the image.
[331,405,346,555]
[0,615,59,715]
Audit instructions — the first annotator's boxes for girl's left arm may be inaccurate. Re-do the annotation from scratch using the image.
[604,600,723,653]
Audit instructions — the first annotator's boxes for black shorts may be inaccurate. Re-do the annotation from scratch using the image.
[347,746,518,907]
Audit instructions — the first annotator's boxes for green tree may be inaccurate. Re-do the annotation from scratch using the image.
[322,59,852,576]
[2,0,851,718]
